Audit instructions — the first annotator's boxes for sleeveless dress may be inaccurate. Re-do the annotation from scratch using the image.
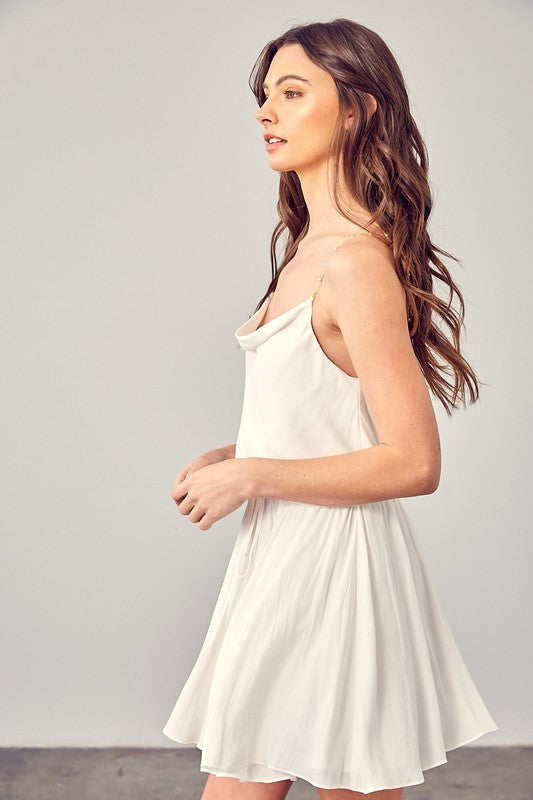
[162,232,498,793]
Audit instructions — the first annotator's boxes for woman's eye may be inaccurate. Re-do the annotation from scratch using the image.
[262,90,301,103]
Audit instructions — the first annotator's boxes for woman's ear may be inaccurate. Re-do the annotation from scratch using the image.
[365,92,378,116]
[344,93,377,131]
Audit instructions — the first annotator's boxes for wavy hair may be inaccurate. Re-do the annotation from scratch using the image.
[249,18,482,415]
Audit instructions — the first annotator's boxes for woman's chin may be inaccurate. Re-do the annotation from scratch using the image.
[267,155,298,173]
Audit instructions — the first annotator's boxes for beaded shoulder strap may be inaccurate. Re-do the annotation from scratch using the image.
[312,226,380,301]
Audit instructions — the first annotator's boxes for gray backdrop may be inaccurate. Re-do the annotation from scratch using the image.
[1,0,529,747]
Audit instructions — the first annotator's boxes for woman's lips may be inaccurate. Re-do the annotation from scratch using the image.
[265,139,287,152]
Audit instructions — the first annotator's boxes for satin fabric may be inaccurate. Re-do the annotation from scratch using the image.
[162,292,498,792]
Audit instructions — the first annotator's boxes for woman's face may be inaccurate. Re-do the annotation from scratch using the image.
[256,43,344,174]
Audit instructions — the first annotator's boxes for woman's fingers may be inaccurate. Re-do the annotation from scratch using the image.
[171,462,193,498]
[170,455,211,504]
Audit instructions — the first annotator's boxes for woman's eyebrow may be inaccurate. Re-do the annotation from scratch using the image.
[262,74,311,90]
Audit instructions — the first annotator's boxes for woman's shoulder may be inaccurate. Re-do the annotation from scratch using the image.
[325,229,398,289]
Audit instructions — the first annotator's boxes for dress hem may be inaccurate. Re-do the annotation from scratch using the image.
[161,722,499,793]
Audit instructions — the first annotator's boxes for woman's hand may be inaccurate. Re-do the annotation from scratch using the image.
[171,456,251,531]
[173,444,235,485]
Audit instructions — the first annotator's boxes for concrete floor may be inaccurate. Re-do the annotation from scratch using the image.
[0,747,529,799]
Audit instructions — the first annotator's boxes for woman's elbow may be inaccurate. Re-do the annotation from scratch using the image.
[412,459,441,495]
[387,444,441,496]
[397,449,440,495]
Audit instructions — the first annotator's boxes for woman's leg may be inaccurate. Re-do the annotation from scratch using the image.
[315,787,403,800]
[201,774,294,800]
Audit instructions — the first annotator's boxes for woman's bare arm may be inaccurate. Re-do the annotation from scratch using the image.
[241,240,441,507]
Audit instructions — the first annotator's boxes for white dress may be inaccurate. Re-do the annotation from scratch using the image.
[162,233,498,793]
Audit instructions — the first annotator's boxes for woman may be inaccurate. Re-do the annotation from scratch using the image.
[163,18,498,800]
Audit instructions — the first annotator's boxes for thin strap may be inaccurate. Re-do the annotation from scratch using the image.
[311,227,372,301]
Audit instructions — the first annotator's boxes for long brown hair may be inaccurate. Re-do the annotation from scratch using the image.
[249,18,483,416]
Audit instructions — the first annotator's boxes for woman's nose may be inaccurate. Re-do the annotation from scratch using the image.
[255,104,274,124]
[255,95,276,118]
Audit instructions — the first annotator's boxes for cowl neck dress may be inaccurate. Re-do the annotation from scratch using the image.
[162,231,498,793]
